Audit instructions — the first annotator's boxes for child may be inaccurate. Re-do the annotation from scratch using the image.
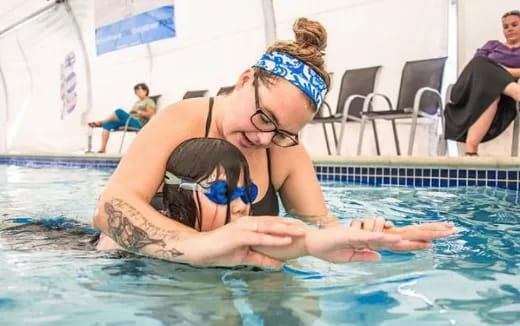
[97,138,456,263]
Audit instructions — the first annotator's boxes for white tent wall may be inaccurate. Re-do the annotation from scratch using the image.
[455,0,519,157]
[87,0,268,153]
[0,3,89,153]
[274,0,450,156]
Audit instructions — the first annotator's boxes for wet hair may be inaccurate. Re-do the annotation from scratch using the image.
[503,10,520,19]
[162,138,253,231]
[134,83,149,96]
[255,17,331,111]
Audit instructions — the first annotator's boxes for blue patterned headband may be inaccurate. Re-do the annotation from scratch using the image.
[253,51,327,108]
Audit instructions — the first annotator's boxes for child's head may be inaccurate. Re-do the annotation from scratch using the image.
[162,138,257,231]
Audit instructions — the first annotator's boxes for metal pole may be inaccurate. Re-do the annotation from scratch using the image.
[261,0,277,47]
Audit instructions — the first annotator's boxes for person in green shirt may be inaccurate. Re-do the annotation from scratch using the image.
[88,83,156,153]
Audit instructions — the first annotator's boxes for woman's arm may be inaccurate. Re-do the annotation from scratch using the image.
[272,145,341,227]
[251,218,456,262]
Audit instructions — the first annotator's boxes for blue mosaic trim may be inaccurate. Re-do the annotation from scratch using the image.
[315,165,520,191]
[0,156,119,169]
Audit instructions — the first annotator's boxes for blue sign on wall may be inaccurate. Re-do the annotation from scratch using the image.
[95,5,175,55]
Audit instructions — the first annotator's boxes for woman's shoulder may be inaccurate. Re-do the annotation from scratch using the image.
[481,40,502,49]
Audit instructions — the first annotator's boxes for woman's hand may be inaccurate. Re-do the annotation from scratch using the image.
[349,217,457,252]
[189,216,306,268]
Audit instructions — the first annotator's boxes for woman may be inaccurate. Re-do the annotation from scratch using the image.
[97,137,456,264]
[88,83,156,153]
[445,10,520,156]
[93,17,453,268]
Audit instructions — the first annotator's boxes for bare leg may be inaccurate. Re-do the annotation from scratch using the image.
[89,111,118,127]
[465,99,499,154]
[503,82,520,102]
[98,130,110,153]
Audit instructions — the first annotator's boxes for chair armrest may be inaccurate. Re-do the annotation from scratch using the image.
[412,87,443,116]
[361,92,393,113]
[340,94,367,121]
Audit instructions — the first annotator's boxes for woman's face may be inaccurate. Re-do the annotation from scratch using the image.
[503,15,520,44]
[222,71,316,151]
[195,171,251,232]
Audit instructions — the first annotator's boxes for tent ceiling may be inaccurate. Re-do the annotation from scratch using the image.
[0,0,52,35]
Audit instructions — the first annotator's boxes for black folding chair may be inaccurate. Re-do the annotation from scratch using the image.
[183,90,209,99]
[311,66,381,155]
[357,57,447,156]
[217,86,234,96]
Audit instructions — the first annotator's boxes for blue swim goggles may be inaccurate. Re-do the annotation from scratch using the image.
[164,171,258,205]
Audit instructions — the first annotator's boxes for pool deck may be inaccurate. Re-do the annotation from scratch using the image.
[1,152,520,169]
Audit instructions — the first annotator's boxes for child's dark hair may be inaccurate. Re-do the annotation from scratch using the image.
[162,137,253,230]
[134,83,149,96]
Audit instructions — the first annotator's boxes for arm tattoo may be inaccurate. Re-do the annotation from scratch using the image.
[105,199,183,259]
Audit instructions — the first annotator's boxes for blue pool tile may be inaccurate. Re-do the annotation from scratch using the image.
[414,169,423,177]
[406,169,414,176]
[335,167,341,174]
[449,179,457,187]
[458,179,467,187]
[376,176,383,185]
[508,171,518,180]
[398,178,406,186]
[423,169,431,177]
[468,170,476,179]
[449,169,458,178]
[375,168,382,175]
[507,181,518,191]
[347,167,354,174]
[476,180,486,187]
[383,177,390,185]
[422,179,431,187]
[477,170,486,179]
[458,169,467,179]
[487,180,497,187]
[391,168,398,176]
[431,169,439,177]
[498,181,507,189]
[414,179,422,187]
[383,168,390,176]
[355,167,361,174]
[406,178,414,186]
[341,167,347,174]
[497,170,507,180]
[467,179,476,186]
[487,170,496,180]
[398,168,406,176]
[368,167,375,175]
[432,179,440,187]
[440,169,448,178]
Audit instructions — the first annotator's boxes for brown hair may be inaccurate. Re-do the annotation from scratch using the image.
[502,10,520,19]
[255,17,330,111]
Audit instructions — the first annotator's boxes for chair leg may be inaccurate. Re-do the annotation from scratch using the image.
[321,123,332,155]
[119,130,127,154]
[357,116,368,155]
[391,120,401,156]
[330,121,338,148]
[370,120,381,156]
[336,118,348,155]
[512,102,520,156]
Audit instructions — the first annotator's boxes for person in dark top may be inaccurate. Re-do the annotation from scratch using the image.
[92,17,456,268]
[445,10,520,156]
[97,137,457,262]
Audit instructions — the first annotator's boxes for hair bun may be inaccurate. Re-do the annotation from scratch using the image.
[293,17,327,52]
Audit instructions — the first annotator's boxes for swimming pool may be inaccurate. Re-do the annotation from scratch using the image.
[1,163,519,325]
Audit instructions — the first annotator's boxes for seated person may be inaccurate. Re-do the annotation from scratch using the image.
[97,137,457,264]
[445,10,520,156]
[88,83,156,153]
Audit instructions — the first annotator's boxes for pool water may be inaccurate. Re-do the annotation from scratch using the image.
[0,165,519,325]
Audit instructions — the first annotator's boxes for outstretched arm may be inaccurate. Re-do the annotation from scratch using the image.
[251,217,456,263]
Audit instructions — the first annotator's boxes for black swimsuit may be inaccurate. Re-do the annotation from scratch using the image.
[205,97,279,216]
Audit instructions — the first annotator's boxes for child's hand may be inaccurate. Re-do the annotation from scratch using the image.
[349,217,393,232]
